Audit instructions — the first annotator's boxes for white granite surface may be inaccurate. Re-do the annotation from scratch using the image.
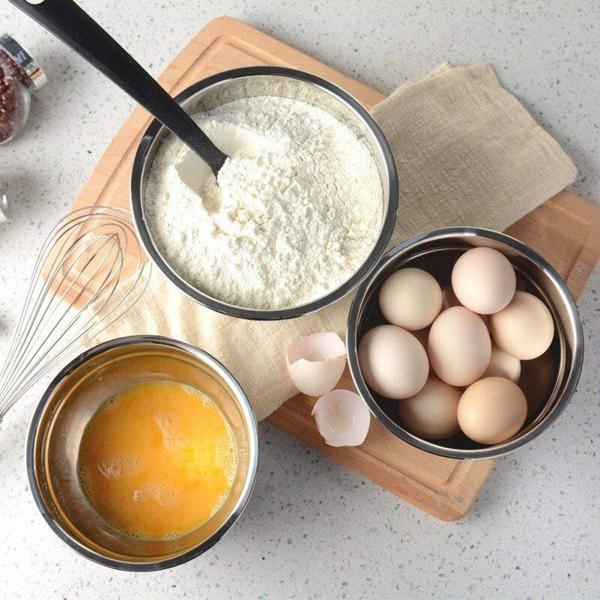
[1,1,599,598]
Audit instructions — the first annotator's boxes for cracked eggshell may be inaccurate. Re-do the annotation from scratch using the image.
[287,332,346,396]
[312,389,371,447]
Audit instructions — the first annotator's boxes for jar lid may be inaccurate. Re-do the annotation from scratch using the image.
[0,34,47,90]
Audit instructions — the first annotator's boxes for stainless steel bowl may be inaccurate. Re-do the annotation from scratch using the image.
[27,336,259,571]
[131,66,398,320]
[347,227,584,460]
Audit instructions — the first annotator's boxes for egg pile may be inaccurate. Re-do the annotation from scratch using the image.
[358,247,555,445]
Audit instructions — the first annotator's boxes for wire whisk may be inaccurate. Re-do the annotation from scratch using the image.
[0,206,151,420]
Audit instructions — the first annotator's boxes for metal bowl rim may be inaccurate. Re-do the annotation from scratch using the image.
[26,334,260,571]
[130,65,399,321]
[346,226,585,460]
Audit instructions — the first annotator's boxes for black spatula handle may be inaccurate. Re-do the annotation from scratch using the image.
[9,0,227,175]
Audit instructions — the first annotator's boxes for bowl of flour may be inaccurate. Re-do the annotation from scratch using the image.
[132,67,398,320]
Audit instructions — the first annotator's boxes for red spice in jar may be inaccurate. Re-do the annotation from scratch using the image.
[0,50,23,143]
[0,35,46,145]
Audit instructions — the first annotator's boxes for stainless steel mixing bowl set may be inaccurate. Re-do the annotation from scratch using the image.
[26,68,583,569]
[129,67,582,458]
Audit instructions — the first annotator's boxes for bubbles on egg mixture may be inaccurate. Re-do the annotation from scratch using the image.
[78,466,92,499]
[97,453,144,479]
[153,409,188,451]
[209,489,230,519]
[215,424,238,487]
[132,482,181,508]
[181,383,213,405]
[124,526,188,542]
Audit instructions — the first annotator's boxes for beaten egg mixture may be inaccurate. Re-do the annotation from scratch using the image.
[78,381,237,540]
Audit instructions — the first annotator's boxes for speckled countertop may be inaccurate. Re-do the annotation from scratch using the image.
[1,1,599,598]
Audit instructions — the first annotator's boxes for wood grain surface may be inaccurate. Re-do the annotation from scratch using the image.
[68,17,600,520]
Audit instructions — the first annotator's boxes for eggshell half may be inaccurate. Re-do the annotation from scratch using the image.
[287,332,346,396]
[312,390,371,447]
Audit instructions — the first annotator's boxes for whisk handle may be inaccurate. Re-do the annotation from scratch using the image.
[9,0,227,176]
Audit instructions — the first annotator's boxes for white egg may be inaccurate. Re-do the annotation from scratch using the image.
[483,343,521,382]
[490,291,555,360]
[451,247,516,314]
[458,377,527,444]
[379,268,443,330]
[287,332,346,396]
[398,376,461,440]
[312,389,371,447]
[358,325,429,399]
[428,306,491,387]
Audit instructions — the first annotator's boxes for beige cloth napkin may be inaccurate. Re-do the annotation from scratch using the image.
[91,63,576,420]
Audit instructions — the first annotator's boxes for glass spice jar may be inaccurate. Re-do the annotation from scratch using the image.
[0,34,47,145]
[0,190,8,225]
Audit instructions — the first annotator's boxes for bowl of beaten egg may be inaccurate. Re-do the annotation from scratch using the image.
[347,227,584,459]
[27,336,258,570]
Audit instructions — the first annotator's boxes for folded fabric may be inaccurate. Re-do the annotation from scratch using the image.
[88,63,576,420]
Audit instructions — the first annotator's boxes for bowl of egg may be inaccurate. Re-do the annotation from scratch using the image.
[27,336,258,570]
[347,227,584,459]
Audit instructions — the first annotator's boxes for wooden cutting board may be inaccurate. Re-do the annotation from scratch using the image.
[69,16,600,520]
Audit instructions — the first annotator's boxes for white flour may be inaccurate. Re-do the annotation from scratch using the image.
[144,96,382,309]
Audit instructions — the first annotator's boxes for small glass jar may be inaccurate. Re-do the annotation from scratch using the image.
[0,190,8,225]
[0,34,47,145]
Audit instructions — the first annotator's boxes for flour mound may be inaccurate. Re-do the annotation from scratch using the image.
[145,96,382,309]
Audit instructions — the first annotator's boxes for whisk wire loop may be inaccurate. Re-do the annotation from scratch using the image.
[0,206,151,419]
